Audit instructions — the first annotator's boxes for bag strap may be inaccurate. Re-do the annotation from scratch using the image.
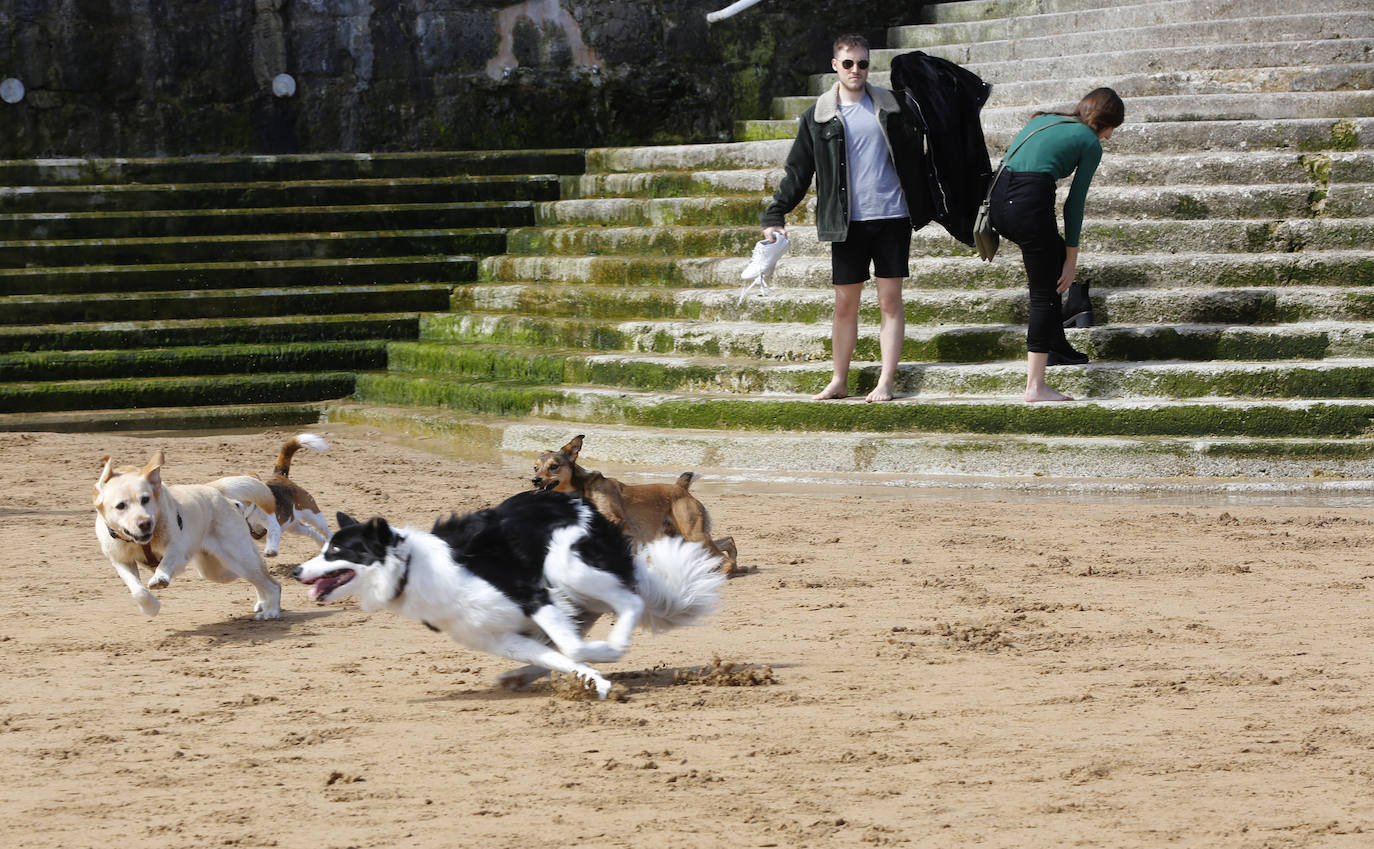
[982,119,1078,202]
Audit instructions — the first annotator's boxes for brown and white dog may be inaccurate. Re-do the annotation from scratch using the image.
[93,450,282,619]
[237,433,331,557]
[531,434,740,576]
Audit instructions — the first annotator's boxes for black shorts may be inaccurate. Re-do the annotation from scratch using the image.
[831,216,911,285]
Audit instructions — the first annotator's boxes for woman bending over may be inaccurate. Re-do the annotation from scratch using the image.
[989,87,1125,402]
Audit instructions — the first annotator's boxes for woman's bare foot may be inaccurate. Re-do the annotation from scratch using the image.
[812,379,849,400]
[1024,386,1074,403]
[865,383,895,403]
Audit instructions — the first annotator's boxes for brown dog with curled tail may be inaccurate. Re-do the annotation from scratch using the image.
[531,435,740,577]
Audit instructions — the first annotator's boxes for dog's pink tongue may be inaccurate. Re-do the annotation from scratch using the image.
[308,582,327,601]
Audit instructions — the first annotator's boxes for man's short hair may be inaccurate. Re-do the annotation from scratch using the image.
[833,34,869,55]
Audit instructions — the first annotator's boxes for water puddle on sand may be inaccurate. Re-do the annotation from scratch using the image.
[134,422,1374,510]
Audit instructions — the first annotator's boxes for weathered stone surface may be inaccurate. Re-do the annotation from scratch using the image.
[0,0,922,156]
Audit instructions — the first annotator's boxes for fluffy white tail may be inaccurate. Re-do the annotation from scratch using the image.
[209,475,275,514]
[294,433,329,453]
[633,536,726,632]
[275,432,328,476]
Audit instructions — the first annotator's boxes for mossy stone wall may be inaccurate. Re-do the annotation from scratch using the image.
[0,0,924,157]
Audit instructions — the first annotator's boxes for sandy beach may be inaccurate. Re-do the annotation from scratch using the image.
[1,425,1370,848]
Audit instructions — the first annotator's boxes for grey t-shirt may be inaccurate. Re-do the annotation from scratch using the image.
[838,93,909,222]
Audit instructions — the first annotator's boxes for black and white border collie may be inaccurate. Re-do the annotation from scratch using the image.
[293,490,725,699]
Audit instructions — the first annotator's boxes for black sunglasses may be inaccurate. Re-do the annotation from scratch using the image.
[840,59,870,70]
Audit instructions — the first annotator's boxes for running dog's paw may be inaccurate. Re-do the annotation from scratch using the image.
[497,666,549,690]
[580,671,613,700]
[134,592,161,616]
[263,547,278,557]
[253,601,282,621]
[574,640,625,663]
[147,572,171,590]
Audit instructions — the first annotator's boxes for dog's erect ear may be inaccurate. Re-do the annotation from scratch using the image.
[559,434,585,461]
[337,511,360,528]
[141,450,164,488]
[363,516,394,544]
[95,456,115,494]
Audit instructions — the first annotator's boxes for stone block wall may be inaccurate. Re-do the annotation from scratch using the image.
[0,0,923,156]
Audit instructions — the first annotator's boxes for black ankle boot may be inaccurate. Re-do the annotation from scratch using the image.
[1062,281,1095,328]
[1046,345,1089,367]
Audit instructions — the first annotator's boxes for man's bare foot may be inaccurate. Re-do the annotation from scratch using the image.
[865,383,895,403]
[812,379,849,400]
[1024,386,1074,403]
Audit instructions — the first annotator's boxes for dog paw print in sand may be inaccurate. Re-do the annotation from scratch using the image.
[547,657,775,701]
[672,656,775,687]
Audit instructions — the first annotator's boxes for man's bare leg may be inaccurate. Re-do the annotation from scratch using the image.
[866,276,904,402]
[814,283,861,400]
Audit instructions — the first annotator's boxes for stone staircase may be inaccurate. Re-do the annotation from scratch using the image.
[0,150,582,431]
[332,0,1374,487]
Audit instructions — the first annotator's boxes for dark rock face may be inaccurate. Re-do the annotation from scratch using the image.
[0,0,920,156]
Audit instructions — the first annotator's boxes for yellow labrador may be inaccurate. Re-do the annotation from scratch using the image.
[93,450,282,619]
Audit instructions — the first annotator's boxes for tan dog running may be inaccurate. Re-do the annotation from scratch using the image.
[531,435,739,576]
[93,450,283,619]
[237,433,330,556]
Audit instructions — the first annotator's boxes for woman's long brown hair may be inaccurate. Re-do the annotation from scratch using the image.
[1036,87,1125,133]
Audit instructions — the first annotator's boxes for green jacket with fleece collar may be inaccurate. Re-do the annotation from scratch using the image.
[760,82,916,242]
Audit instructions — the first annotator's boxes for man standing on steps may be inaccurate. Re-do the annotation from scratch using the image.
[760,33,915,403]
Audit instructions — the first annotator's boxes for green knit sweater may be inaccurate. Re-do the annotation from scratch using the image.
[1002,114,1103,247]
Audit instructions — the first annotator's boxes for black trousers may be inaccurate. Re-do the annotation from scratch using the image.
[988,171,1070,354]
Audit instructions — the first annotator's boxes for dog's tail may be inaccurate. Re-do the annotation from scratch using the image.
[274,432,329,477]
[208,475,275,514]
[675,471,696,490]
[632,536,726,632]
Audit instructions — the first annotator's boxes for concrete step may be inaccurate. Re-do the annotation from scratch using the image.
[0,255,475,296]
[350,372,1374,439]
[0,201,536,241]
[419,311,1374,364]
[900,38,1374,84]
[982,92,1374,129]
[916,0,1336,25]
[0,149,585,186]
[0,175,560,214]
[0,229,507,268]
[534,195,774,227]
[385,340,1374,401]
[560,169,777,200]
[889,11,1373,54]
[501,218,1374,260]
[0,340,388,382]
[479,250,1374,291]
[452,284,1374,328]
[772,90,1374,125]
[0,371,356,414]
[333,410,1374,485]
[0,402,329,433]
[563,152,1373,198]
[0,312,421,354]
[810,64,1374,103]
[601,121,1374,169]
[534,182,1352,228]
[912,0,1363,44]
[736,116,1374,150]
[4,283,452,325]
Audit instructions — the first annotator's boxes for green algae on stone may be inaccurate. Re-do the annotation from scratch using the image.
[385,342,566,384]
[1330,119,1359,153]
[0,341,386,382]
[0,372,355,414]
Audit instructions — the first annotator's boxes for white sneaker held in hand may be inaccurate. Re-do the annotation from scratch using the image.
[741,233,789,280]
